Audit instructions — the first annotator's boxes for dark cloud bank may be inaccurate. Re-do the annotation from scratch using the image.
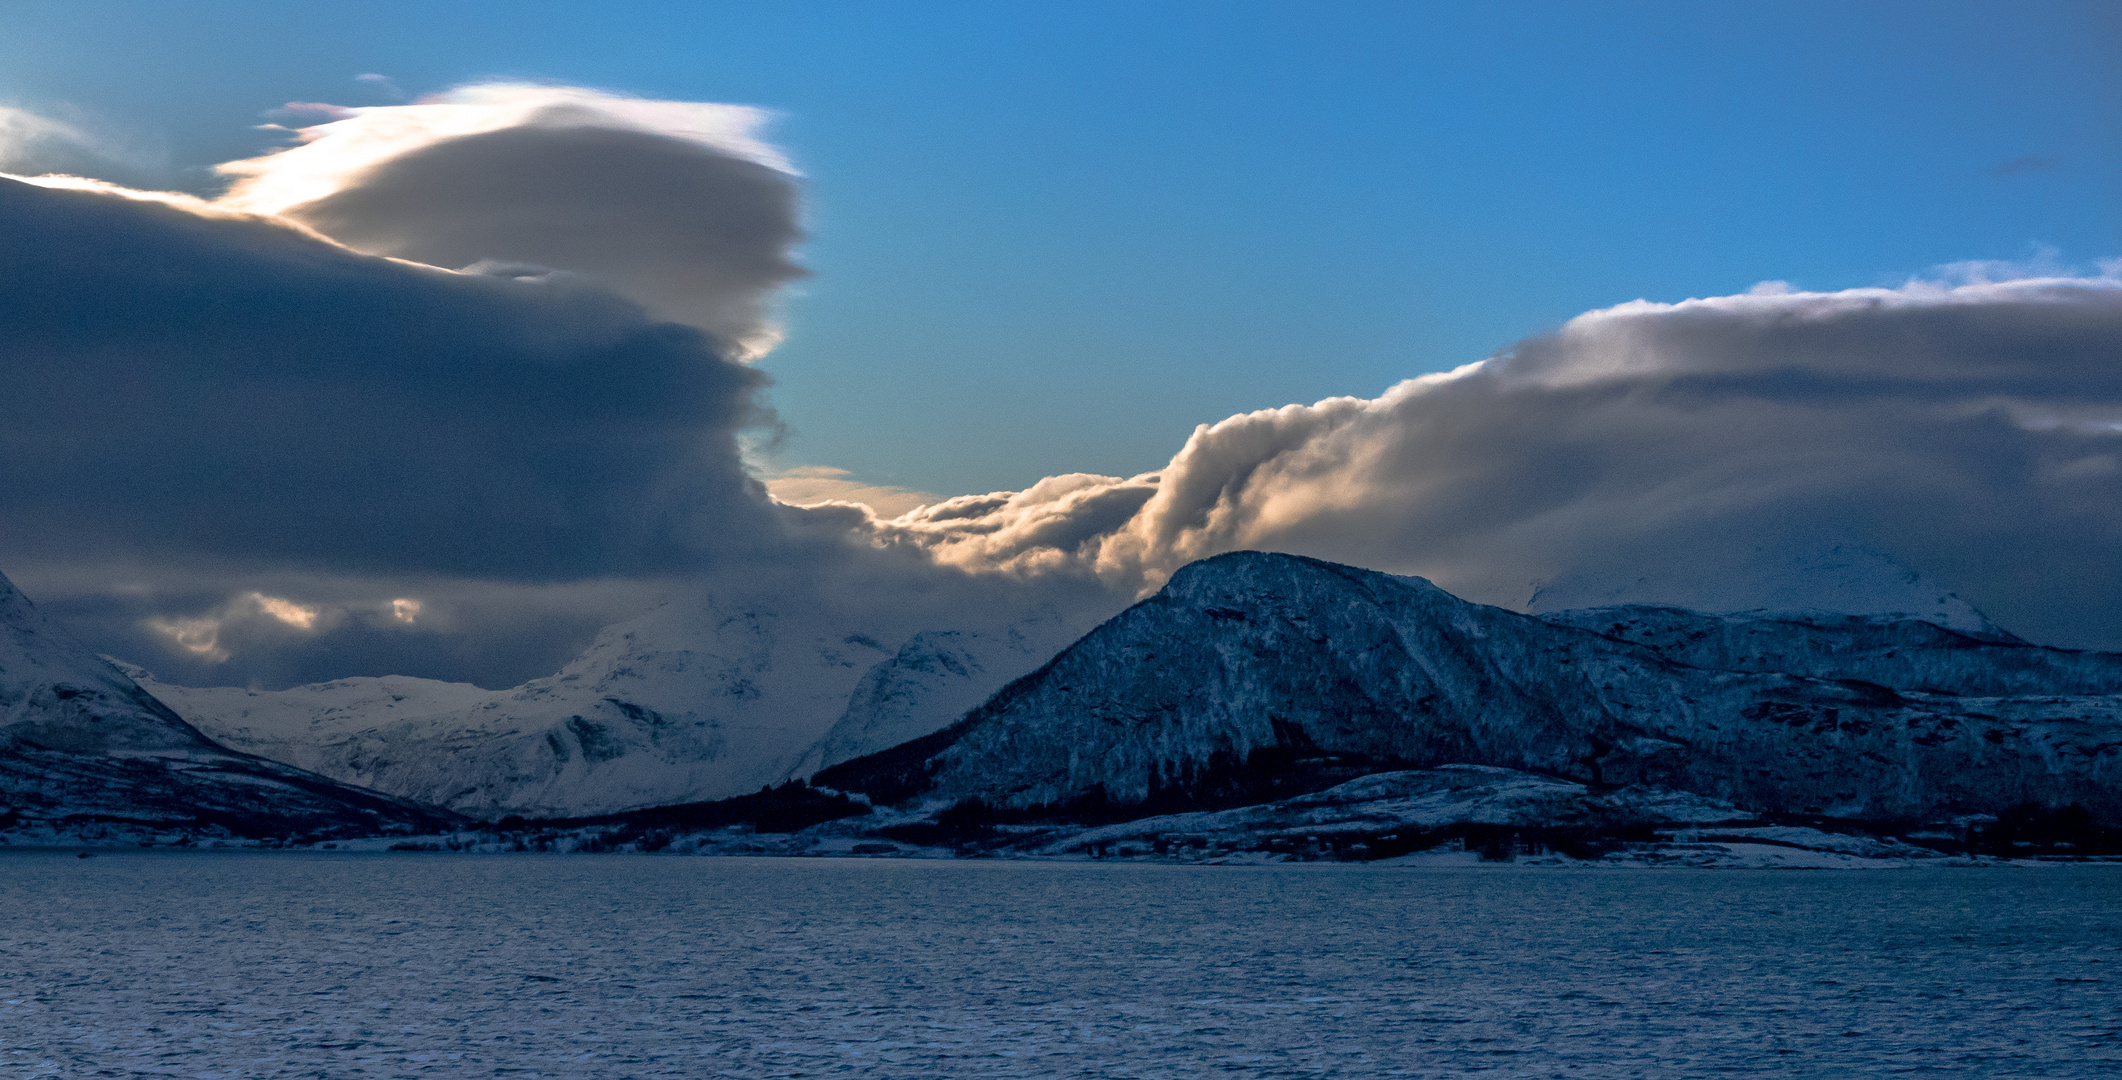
[0,175,791,685]
[0,178,769,579]
[1,85,2118,693]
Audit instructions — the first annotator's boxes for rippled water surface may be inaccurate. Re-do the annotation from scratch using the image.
[1,854,2117,1078]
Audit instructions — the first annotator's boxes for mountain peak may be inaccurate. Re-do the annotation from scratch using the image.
[1161,550,1453,606]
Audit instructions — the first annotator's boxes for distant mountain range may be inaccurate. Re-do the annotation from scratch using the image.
[0,571,460,844]
[6,552,2120,851]
[126,599,1085,818]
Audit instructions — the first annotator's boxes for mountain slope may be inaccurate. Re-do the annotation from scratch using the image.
[1533,606,2122,695]
[139,596,1090,818]
[0,571,461,841]
[783,617,1079,779]
[1524,542,2008,637]
[817,552,2122,823]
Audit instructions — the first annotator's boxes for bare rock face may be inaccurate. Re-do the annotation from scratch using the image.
[818,552,2122,823]
[0,570,460,842]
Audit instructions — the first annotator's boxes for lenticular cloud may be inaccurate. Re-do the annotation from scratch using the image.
[216,84,804,358]
[875,273,2122,650]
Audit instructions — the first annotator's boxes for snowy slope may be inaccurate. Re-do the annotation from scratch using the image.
[2,580,219,759]
[1039,765,1753,855]
[817,551,2122,822]
[1023,766,1949,866]
[0,570,459,841]
[1526,542,2005,637]
[1531,606,2122,695]
[139,595,1094,818]
[112,668,494,775]
[783,613,1082,779]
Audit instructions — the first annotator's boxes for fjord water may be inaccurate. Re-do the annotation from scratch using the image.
[2,855,2115,1078]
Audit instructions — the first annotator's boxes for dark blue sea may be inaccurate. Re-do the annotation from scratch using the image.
[1,853,2116,1077]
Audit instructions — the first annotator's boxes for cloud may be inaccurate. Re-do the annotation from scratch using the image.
[0,96,1118,688]
[353,74,408,102]
[0,106,100,172]
[762,466,939,518]
[51,566,680,691]
[9,79,2119,694]
[0,176,775,582]
[0,104,165,186]
[0,173,819,684]
[144,591,328,663]
[874,272,2122,650]
[1925,243,2073,286]
[214,83,804,358]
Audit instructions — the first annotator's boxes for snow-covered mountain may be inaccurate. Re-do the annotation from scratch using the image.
[1525,542,2005,637]
[136,593,1090,818]
[783,617,1078,779]
[0,570,458,842]
[816,551,2122,823]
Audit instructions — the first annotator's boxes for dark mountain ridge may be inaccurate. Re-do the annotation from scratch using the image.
[817,552,2122,824]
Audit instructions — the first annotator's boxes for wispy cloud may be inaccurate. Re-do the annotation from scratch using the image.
[0,103,166,185]
[1923,243,2079,286]
[763,466,939,518]
[353,73,408,102]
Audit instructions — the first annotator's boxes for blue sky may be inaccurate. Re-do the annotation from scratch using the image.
[3,0,2115,496]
